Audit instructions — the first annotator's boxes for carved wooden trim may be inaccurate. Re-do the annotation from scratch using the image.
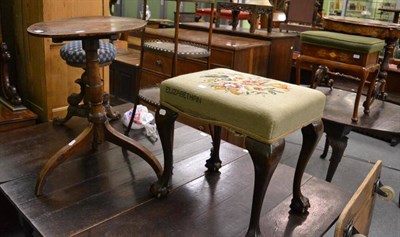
[1,42,25,110]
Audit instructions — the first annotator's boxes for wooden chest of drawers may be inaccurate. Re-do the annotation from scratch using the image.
[139,27,296,87]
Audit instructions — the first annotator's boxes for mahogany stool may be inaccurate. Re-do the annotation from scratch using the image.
[56,40,119,124]
[151,68,326,237]
[296,31,385,122]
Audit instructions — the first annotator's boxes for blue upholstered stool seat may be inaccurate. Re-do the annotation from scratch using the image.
[60,40,117,67]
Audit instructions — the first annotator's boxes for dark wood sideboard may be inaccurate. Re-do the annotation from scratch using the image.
[139,27,296,85]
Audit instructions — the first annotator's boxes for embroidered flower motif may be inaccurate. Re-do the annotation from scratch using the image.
[201,72,290,95]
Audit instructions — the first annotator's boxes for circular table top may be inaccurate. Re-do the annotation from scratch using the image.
[27,16,146,40]
[378,7,400,13]
[323,16,400,29]
[323,16,400,39]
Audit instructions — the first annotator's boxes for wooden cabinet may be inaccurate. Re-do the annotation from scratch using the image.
[0,0,110,121]
[110,48,141,102]
[138,27,296,86]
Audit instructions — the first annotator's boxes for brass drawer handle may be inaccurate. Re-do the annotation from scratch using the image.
[156,59,162,67]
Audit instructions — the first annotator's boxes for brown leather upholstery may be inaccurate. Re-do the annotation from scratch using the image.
[279,0,321,33]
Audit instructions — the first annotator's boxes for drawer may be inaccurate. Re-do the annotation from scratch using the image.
[141,69,168,88]
[210,48,234,68]
[301,44,373,66]
[142,50,173,76]
[176,58,207,75]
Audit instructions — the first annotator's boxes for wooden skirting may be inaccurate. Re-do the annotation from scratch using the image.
[0,102,38,132]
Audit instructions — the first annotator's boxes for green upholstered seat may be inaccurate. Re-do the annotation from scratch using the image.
[160,68,326,144]
[301,31,385,54]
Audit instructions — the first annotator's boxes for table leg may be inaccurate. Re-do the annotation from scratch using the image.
[35,38,162,196]
[249,8,258,33]
[104,121,162,178]
[53,77,88,125]
[394,12,400,23]
[323,120,352,182]
[85,38,162,183]
[267,9,273,33]
[216,4,221,28]
[231,9,240,30]
[378,37,398,97]
[35,125,95,195]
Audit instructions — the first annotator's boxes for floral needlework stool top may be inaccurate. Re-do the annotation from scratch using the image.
[160,68,326,144]
[200,71,290,96]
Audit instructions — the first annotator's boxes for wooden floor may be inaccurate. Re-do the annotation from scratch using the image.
[0,103,351,237]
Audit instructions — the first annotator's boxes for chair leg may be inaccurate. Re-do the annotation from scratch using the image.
[245,137,285,237]
[205,125,222,172]
[351,69,370,122]
[295,55,303,85]
[150,106,178,198]
[124,103,138,136]
[363,66,380,114]
[290,120,323,213]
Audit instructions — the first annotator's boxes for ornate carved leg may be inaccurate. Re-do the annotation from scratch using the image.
[266,9,273,33]
[215,5,221,27]
[35,124,94,196]
[54,78,88,125]
[245,137,285,237]
[323,121,352,182]
[102,92,121,120]
[231,10,240,30]
[377,37,397,98]
[150,106,178,198]
[351,70,368,122]
[290,120,323,214]
[0,42,23,107]
[205,125,222,172]
[249,10,258,33]
[320,134,330,159]
[363,65,380,114]
[312,66,329,89]
[195,15,201,22]
[104,121,162,178]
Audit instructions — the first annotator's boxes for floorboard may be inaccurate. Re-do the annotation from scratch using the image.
[0,103,351,237]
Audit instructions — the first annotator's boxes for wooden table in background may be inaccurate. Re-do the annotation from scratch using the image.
[216,2,273,33]
[379,7,400,23]
[27,16,162,196]
[323,16,400,95]
[319,87,400,181]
